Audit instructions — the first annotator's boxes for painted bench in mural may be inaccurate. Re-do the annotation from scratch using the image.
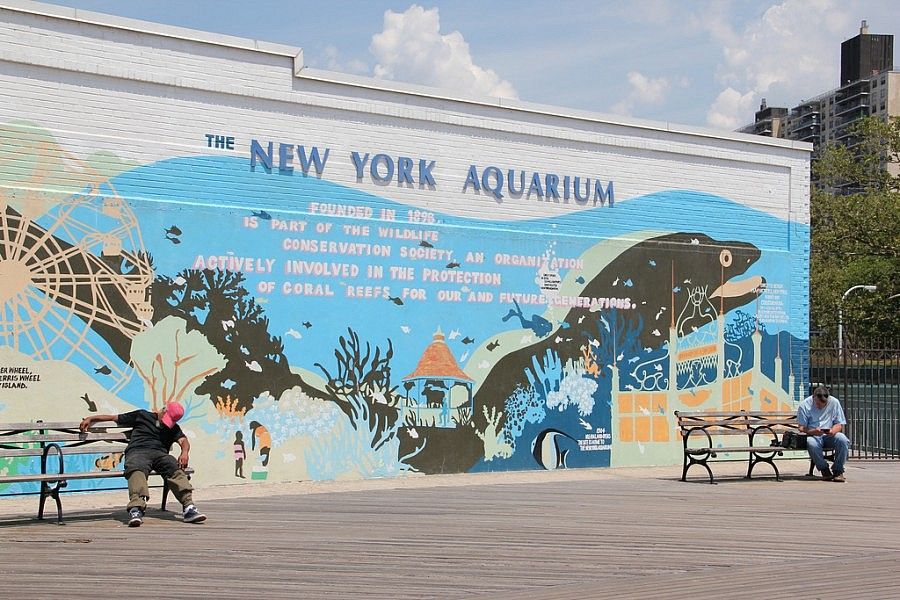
[0,421,192,523]
[675,411,827,484]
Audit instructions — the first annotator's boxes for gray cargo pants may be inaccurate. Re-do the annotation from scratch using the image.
[124,449,193,511]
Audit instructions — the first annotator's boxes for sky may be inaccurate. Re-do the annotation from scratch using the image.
[41,0,899,131]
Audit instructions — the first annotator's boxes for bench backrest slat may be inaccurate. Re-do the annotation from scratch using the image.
[676,411,796,417]
[0,421,117,431]
[0,444,128,458]
[0,467,194,485]
[675,410,801,439]
[0,432,129,444]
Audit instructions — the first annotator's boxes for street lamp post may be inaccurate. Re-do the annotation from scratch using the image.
[838,284,877,358]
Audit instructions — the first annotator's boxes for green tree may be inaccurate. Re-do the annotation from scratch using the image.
[810,116,900,346]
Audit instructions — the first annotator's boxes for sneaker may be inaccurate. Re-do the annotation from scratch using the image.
[821,467,834,481]
[832,472,846,483]
[183,505,207,524]
[128,508,144,527]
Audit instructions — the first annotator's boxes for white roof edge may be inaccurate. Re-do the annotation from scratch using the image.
[298,67,813,153]
[1,0,812,154]
[0,0,300,57]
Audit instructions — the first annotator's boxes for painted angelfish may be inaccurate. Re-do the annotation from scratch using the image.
[531,428,578,470]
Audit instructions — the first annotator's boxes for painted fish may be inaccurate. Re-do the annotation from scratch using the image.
[388,296,404,306]
[81,393,96,412]
[95,452,124,472]
[531,429,577,470]
[486,340,500,351]
[252,210,272,220]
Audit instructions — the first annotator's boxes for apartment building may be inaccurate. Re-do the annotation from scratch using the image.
[740,21,897,159]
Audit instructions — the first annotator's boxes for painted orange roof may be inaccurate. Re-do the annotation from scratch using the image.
[403,330,473,382]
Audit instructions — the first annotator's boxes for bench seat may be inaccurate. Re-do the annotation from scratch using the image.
[685,446,793,455]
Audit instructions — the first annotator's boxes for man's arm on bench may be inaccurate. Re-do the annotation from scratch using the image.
[79,414,119,431]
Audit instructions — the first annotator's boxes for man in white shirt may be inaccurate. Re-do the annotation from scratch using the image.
[797,385,851,482]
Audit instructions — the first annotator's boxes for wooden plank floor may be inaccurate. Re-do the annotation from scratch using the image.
[1,461,898,599]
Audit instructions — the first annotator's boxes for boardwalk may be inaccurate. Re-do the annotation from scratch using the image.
[2,461,899,599]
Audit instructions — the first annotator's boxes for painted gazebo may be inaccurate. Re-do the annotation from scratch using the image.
[402,328,474,428]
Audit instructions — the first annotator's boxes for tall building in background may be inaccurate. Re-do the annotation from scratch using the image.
[740,21,897,180]
[841,20,894,85]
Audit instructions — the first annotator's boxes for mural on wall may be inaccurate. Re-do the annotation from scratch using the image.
[0,122,808,491]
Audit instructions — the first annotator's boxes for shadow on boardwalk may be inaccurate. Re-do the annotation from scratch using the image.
[2,461,898,599]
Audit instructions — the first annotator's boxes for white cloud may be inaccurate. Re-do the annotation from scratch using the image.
[701,0,855,128]
[611,71,671,116]
[369,5,517,99]
[707,87,758,129]
[317,44,368,75]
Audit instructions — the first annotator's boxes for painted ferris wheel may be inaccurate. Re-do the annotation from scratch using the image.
[0,125,153,391]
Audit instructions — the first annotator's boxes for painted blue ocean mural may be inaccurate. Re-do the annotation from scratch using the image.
[2,142,808,488]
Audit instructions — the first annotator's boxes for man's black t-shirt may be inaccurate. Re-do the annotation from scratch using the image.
[117,409,185,453]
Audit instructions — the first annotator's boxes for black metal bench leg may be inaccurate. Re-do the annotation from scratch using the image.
[682,453,716,484]
[161,471,192,511]
[37,482,65,523]
[748,453,783,481]
[808,452,835,476]
[161,480,170,511]
[38,481,48,521]
[699,461,715,484]
[52,487,63,523]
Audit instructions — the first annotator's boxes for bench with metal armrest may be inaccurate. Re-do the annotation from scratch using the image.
[0,421,193,523]
[675,410,833,484]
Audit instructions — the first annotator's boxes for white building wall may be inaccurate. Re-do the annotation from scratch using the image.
[0,1,812,485]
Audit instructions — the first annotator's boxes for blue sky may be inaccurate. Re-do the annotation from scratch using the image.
[43,0,899,130]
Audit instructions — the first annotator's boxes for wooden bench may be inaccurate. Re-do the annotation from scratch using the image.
[0,421,193,523]
[675,410,830,484]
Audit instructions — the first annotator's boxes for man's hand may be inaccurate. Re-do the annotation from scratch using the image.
[79,414,117,432]
[178,452,190,469]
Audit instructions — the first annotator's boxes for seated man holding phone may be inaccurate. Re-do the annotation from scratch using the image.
[797,385,851,482]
